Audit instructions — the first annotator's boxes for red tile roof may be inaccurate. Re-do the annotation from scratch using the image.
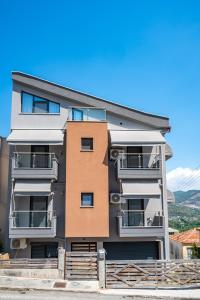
[170,228,200,244]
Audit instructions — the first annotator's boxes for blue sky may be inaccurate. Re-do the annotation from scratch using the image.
[0,0,200,175]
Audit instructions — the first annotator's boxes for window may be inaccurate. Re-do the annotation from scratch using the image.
[81,193,94,207]
[33,97,48,113]
[81,138,93,151]
[21,92,60,114]
[187,248,193,259]
[21,93,32,113]
[31,243,58,258]
[72,108,83,121]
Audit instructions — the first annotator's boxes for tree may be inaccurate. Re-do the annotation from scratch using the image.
[191,243,200,259]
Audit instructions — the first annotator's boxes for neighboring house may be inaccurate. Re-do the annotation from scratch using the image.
[168,227,179,236]
[7,72,173,260]
[0,137,9,250]
[170,228,200,259]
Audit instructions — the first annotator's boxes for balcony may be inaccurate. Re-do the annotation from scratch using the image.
[12,153,58,180]
[117,152,162,179]
[9,210,56,238]
[118,210,165,237]
[68,107,106,122]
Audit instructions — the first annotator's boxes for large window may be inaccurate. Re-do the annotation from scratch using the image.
[81,193,94,207]
[21,92,60,114]
[31,243,58,258]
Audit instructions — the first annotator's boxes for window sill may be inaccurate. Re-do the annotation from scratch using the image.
[19,113,60,115]
[80,150,94,152]
[80,206,94,208]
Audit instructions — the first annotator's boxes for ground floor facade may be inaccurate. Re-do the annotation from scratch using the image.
[11,236,165,260]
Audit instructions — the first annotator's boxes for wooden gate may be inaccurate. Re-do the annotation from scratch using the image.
[106,259,200,288]
[65,252,98,280]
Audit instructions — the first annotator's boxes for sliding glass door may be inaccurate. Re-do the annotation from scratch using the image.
[30,196,48,227]
[124,199,144,226]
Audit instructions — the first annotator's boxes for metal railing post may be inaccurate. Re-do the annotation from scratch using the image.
[138,154,141,168]
[32,153,36,168]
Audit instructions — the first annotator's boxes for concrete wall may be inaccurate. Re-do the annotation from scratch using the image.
[65,122,109,238]
[0,137,9,250]
[11,82,154,131]
[0,268,59,279]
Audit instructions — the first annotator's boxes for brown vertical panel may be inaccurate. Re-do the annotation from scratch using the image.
[65,121,109,237]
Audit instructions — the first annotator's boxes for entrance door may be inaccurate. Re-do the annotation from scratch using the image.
[30,196,48,227]
[127,146,143,168]
[125,199,144,226]
[31,145,49,168]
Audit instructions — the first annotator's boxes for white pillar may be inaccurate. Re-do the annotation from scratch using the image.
[58,247,65,279]
[98,249,106,289]
[160,144,170,260]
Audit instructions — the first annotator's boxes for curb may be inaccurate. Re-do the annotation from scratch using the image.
[0,286,100,294]
[0,286,199,300]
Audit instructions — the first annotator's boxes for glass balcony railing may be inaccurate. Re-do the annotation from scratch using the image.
[11,211,56,228]
[121,210,163,227]
[119,153,160,169]
[68,107,106,122]
[13,153,56,169]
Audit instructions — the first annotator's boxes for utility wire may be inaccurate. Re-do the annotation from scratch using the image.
[175,166,200,190]
[179,174,200,191]
[175,164,200,191]
[176,172,200,191]
[177,168,200,190]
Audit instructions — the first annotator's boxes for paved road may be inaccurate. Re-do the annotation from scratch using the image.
[0,290,167,300]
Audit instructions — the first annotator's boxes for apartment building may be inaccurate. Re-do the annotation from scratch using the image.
[0,137,9,250]
[7,72,173,259]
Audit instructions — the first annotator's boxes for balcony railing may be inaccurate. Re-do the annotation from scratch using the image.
[9,210,57,238]
[10,211,56,228]
[68,107,106,122]
[12,152,58,180]
[121,210,163,227]
[119,153,160,169]
[117,152,161,179]
[13,152,56,169]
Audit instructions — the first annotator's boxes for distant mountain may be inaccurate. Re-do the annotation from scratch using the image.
[168,190,200,232]
[174,190,200,208]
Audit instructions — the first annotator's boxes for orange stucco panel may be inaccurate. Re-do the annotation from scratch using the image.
[65,121,109,237]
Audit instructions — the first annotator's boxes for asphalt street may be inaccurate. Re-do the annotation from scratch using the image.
[0,290,172,300]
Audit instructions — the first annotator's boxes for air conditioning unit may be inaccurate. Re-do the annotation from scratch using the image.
[110,193,125,204]
[11,238,27,249]
[110,149,124,160]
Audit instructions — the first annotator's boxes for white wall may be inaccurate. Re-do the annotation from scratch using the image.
[11,83,154,131]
